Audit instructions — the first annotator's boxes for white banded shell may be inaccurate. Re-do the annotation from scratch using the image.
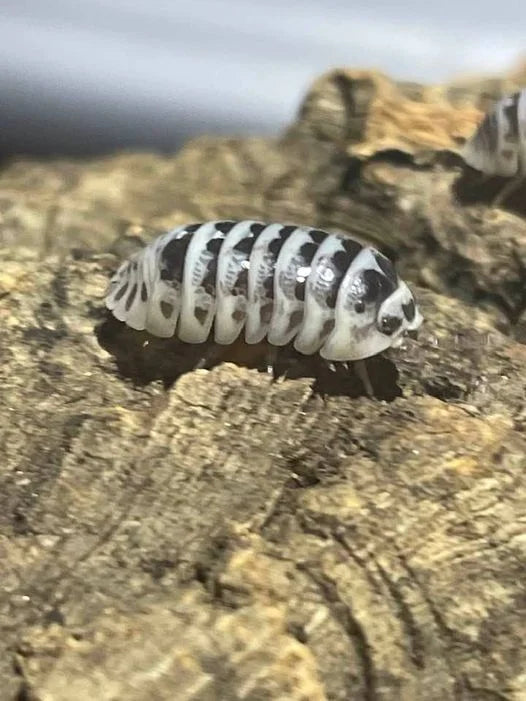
[105,220,422,362]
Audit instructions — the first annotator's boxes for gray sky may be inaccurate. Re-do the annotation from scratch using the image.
[1,0,525,155]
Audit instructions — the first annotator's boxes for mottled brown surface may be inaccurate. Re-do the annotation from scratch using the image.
[1,64,525,701]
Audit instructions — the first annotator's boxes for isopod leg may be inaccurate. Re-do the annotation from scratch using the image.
[194,343,224,370]
[266,345,278,378]
[354,359,374,398]
[492,176,524,208]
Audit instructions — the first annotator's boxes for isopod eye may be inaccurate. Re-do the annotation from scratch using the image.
[378,315,402,336]
[354,301,365,313]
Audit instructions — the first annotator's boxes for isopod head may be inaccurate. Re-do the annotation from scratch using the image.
[319,249,422,362]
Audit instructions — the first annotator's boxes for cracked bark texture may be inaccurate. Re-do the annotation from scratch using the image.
[1,63,526,701]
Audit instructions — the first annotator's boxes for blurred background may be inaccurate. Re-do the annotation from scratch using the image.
[1,0,525,159]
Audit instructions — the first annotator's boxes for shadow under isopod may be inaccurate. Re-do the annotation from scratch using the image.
[453,166,526,216]
[95,314,403,402]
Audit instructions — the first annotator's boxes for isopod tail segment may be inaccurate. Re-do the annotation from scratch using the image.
[105,219,423,397]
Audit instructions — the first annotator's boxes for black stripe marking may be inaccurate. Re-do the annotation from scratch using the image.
[125,283,138,311]
[114,283,128,301]
[232,269,248,296]
[250,222,266,236]
[268,226,296,256]
[194,307,208,324]
[298,242,318,260]
[160,301,174,319]
[309,229,328,244]
[342,238,363,258]
[362,269,397,304]
[233,236,256,255]
[233,223,266,255]
[402,299,416,321]
[160,231,193,283]
[215,221,238,234]
[324,238,364,309]
[502,92,521,142]
[206,236,225,254]
[479,112,499,154]
[202,233,227,295]
[373,252,398,286]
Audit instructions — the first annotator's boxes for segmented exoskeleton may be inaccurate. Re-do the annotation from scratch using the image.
[105,220,422,389]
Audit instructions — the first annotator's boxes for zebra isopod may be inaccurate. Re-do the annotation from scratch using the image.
[105,220,422,363]
[462,89,526,177]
